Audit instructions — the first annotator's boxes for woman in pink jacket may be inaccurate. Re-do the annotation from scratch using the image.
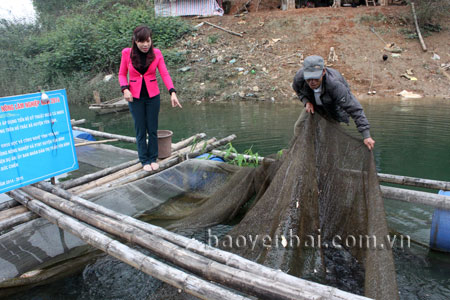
[119,25,182,172]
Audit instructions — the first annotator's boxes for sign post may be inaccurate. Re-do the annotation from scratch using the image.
[0,89,78,193]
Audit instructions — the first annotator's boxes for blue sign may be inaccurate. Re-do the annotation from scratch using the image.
[0,89,78,193]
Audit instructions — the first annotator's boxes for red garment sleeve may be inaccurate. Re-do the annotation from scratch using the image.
[157,53,175,92]
[118,48,130,88]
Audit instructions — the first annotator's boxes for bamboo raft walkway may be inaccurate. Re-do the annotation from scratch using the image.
[1,125,449,299]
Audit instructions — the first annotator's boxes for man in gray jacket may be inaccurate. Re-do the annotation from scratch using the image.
[292,55,375,150]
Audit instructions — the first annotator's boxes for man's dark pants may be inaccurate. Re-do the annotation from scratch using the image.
[128,94,160,165]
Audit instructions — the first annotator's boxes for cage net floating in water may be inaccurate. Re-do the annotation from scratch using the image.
[148,113,398,300]
[0,160,241,296]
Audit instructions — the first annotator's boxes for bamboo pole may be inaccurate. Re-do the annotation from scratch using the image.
[381,186,450,209]
[69,162,143,194]
[8,189,251,300]
[75,139,119,147]
[58,159,140,190]
[378,173,450,190]
[70,119,86,126]
[186,134,236,159]
[0,211,38,232]
[172,133,206,151]
[72,126,137,143]
[21,186,320,300]
[0,205,29,221]
[37,181,371,300]
[0,199,20,212]
[411,3,427,52]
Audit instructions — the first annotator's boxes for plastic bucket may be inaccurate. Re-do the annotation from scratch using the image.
[157,130,173,159]
[429,190,450,252]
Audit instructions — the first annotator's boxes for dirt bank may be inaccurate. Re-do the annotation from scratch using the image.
[172,6,449,103]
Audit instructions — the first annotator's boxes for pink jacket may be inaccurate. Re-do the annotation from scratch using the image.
[118,47,175,99]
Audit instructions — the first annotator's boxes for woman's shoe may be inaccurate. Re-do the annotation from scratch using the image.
[150,162,159,171]
[143,164,153,172]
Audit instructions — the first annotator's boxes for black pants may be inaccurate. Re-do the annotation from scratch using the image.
[128,94,160,165]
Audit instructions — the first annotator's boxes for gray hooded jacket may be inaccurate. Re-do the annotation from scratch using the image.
[293,67,371,139]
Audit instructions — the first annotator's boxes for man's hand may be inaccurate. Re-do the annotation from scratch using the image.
[123,89,133,102]
[364,137,375,151]
[305,102,314,114]
[171,93,182,108]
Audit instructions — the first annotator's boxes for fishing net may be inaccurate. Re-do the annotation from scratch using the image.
[149,113,398,299]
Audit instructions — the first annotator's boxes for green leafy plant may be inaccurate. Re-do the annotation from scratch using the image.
[207,35,219,44]
[223,143,260,167]
[277,149,284,160]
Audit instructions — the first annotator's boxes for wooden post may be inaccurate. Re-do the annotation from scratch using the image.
[411,3,427,51]
[9,189,251,300]
[281,0,295,10]
[93,90,101,104]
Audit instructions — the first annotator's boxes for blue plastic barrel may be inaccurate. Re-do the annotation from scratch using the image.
[429,190,450,252]
[72,130,95,141]
[195,153,225,162]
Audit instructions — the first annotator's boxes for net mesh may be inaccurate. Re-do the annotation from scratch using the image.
[149,113,398,299]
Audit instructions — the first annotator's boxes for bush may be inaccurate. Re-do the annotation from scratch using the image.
[0,0,192,102]
[407,0,450,32]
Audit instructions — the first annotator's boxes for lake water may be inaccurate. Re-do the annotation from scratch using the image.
[12,98,450,299]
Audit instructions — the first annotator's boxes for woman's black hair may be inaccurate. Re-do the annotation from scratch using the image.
[131,25,155,71]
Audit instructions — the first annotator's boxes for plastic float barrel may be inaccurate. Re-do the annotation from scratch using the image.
[429,190,450,252]
[195,153,225,162]
[72,129,95,141]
